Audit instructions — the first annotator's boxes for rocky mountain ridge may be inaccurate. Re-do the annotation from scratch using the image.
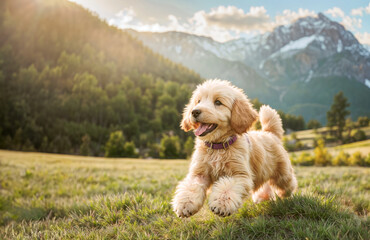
[127,13,370,123]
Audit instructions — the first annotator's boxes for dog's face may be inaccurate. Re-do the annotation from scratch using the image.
[181,80,258,142]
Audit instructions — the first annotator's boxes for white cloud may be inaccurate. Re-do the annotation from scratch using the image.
[187,6,316,40]
[341,16,362,31]
[108,5,364,43]
[109,5,269,41]
[325,7,345,18]
[187,10,239,42]
[109,9,181,33]
[190,6,316,34]
[355,32,370,45]
[351,3,370,16]
[325,7,362,31]
[351,8,363,16]
[197,6,271,32]
[108,7,136,25]
[274,8,316,26]
[109,6,318,42]
[167,15,187,32]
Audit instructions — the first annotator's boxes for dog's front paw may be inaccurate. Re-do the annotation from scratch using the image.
[209,177,244,217]
[172,198,199,218]
[209,193,241,217]
[172,177,208,218]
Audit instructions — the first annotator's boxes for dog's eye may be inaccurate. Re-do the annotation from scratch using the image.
[214,100,222,106]
[197,100,200,103]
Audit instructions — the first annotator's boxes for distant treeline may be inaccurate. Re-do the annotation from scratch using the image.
[0,0,307,158]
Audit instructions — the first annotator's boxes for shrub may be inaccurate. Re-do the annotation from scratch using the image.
[348,151,365,166]
[123,141,138,158]
[105,131,138,158]
[314,138,332,166]
[295,140,304,150]
[184,136,194,159]
[22,139,35,152]
[291,132,297,140]
[290,153,298,165]
[351,129,367,142]
[307,119,322,129]
[332,150,349,166]
[365,153,370,167]
[105,131,125,158]
[357,116,369,127]
[312,136,325,148]
[342,135,352,144]
[51,136,72,154]
[283,134,304,152]
[296,152,315,166]
[283,136,294,151]
[160,135,181,159]
[148,143,160,158]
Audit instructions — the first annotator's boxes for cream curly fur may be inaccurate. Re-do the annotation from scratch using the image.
[172,79,297,217]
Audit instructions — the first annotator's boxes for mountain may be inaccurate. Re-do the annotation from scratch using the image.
[125,30,279,104]
[127,13,370,124]
[0,0,202,155]
[248,13,369,84]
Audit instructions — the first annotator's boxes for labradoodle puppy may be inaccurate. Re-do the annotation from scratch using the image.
[172,79,297,217]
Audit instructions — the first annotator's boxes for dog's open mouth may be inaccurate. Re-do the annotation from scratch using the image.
[194,123,218,136]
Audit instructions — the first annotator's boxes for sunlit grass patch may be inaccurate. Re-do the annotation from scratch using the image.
[0,150,369,239]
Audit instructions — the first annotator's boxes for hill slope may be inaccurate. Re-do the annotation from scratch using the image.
[0,0,202,155]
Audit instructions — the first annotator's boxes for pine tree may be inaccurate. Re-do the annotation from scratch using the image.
[327,91,350,141]
[80,134,91,156]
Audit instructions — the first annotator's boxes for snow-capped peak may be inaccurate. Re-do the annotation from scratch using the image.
[127,12,369,86]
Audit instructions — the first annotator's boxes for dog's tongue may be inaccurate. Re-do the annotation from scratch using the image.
[195,123,210,136]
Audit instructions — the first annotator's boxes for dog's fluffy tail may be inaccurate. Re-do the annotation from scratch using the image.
[259,105,284,139]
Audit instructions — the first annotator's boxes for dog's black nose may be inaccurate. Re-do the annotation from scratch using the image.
[192,109,201,118]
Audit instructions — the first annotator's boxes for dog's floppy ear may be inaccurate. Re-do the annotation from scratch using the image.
[180,99,196,132]
[231,96,258,134]
[180,104,192,132]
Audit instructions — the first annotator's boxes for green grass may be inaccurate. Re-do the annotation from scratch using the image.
[291,139,370,157]
[287,126,370,156]
[335,139,370,150]
[0,150,369,239]
[287,126,370,141]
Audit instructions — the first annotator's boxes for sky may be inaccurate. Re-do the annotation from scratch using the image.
[69,0,370,44]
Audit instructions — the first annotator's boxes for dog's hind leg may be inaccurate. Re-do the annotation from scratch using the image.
[252,182,275,203]
[270,161,297,198]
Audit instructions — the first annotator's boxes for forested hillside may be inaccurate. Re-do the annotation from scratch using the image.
[0,0,202,156]
[0,0,308,157]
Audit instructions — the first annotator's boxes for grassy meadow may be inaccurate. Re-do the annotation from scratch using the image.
[0,150,369,239]
[288,126,370,156]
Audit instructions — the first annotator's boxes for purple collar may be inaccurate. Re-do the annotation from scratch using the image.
[204,135,238,150]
